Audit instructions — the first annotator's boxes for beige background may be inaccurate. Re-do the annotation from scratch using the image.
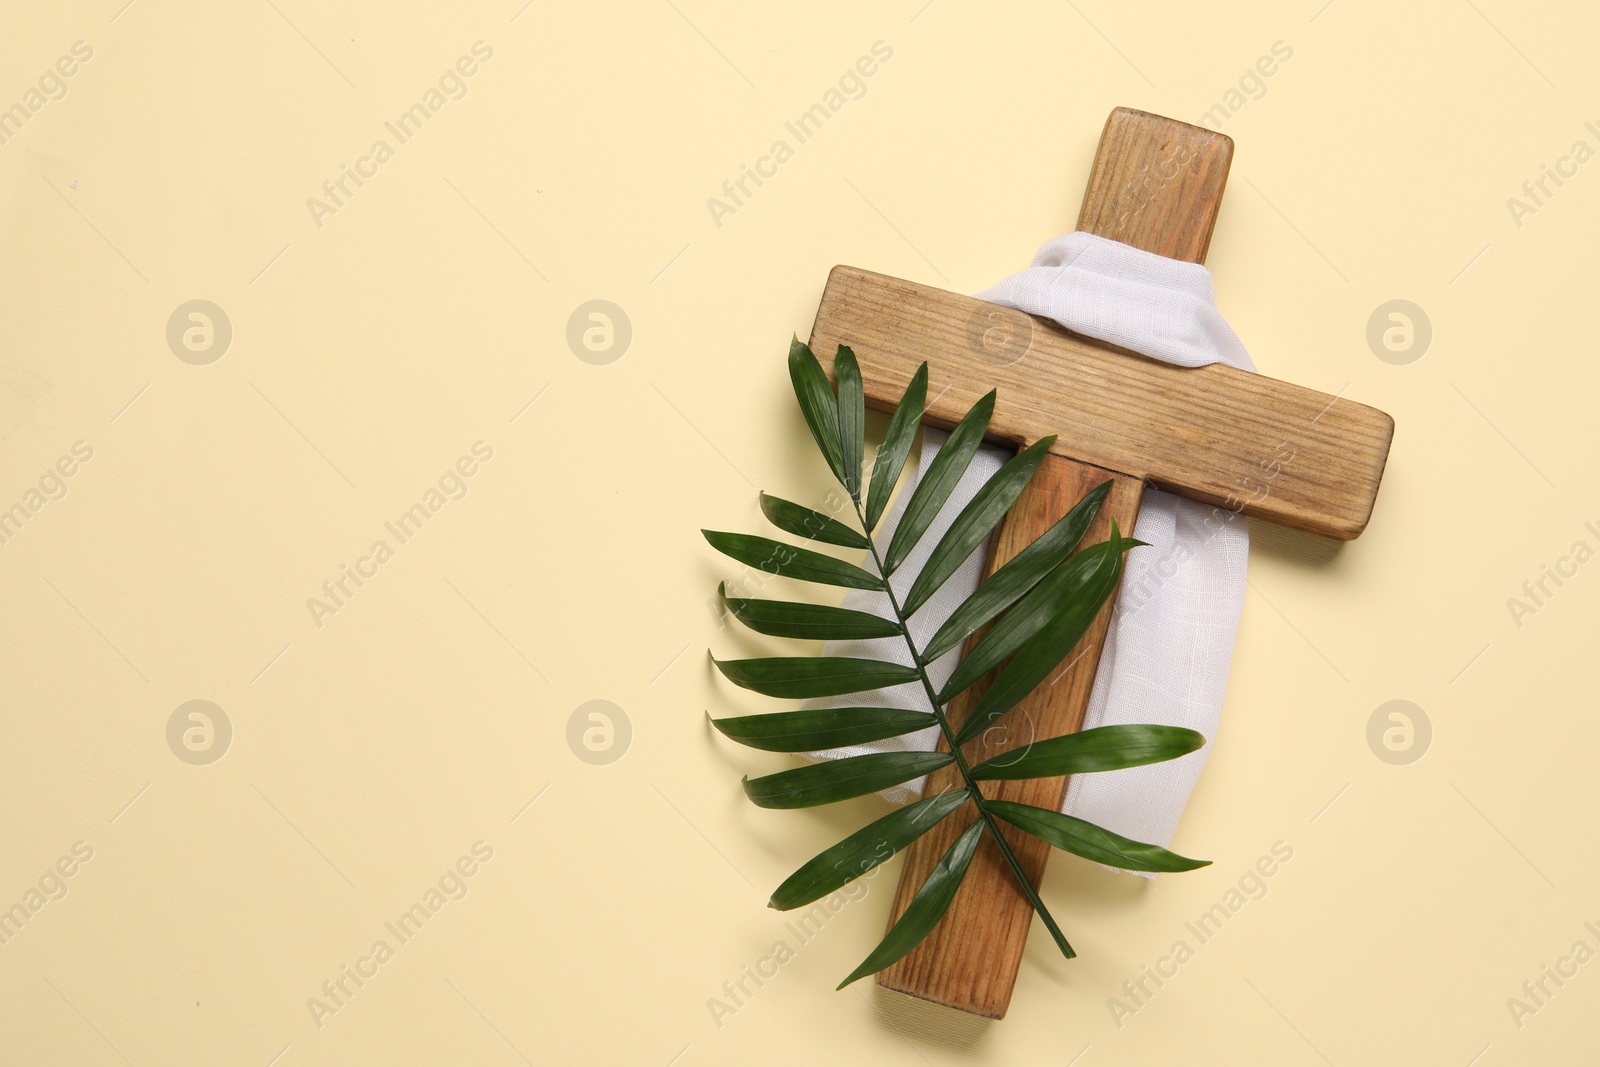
[2,0,1596,1063]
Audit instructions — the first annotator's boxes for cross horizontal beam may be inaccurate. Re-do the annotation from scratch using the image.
[811,266,1393,540]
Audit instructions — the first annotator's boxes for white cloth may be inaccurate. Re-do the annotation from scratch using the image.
[807,232,1255,874]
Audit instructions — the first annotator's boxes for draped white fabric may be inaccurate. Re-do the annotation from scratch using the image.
[805,232,1256,875]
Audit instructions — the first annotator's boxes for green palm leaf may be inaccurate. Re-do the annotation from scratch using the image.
[788,336,845,486]
[712,655,919,699]
[702,531,882,590]
[883,390,996,575]
[969,724,1206,781]
[835,345,865,502]
[767,789,968,909]
[710,706,934,753]
[941,538,1127,707]
[719,585,900,642]
[921,480,1110,662]
[701,340,1214,987]
[902,435,1056,617]
[759,493,870,549]
[954,523,1130,745]
[836,820,985,988]
[987,800,1210,873]
[744,750,953,809]
[863,364,928,532]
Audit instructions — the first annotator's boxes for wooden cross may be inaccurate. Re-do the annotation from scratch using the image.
[805,107,1394,1019]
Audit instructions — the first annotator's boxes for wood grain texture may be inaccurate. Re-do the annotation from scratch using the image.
[811,267,1393,540]
[1075,107,1234,262]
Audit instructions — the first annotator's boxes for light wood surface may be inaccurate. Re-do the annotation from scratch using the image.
[810,266,1394,540]
[809,107,1391,1018]
[1075,107,1235,263]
